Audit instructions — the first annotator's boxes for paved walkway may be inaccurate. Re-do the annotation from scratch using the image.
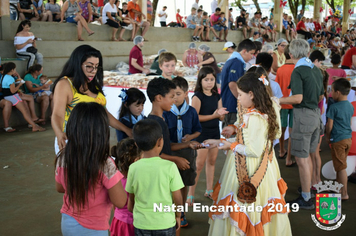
[0,124,354,235]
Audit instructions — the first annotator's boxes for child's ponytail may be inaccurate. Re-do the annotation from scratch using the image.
[111,138,142,177]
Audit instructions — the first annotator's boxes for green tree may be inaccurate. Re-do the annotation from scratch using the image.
[288,0,307,21]
[233,0,259,11]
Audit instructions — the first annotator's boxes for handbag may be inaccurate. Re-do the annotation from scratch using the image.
[26,46,38,54]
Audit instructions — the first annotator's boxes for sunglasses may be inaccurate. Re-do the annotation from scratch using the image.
[83,64,102,73]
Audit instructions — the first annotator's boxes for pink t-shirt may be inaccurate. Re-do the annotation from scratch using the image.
[113,177,133,224]
[55,158,123,230]
[326,68,347,97]
[211,13,220,24]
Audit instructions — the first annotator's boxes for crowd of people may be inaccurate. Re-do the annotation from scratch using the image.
[2,1,356,236]
[13,0,151,41]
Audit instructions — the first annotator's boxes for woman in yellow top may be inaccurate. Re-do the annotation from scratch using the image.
[271,38,288,75]
[52,45,131,154]
[204,72,292,236]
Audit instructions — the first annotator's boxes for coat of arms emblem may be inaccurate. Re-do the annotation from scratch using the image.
[311,181,346,230]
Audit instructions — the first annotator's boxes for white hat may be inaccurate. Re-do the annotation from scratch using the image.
[223,42,236,51]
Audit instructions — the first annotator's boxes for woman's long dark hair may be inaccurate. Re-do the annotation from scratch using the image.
[53,45,104,96]
[16,20,31,35]
[55,102,110,212]
[237,72,278,148]
[194,66,218,94]
[118,88,146,122]
[25,64,42,76]
[2,62,16,75]
[111,138,141,177]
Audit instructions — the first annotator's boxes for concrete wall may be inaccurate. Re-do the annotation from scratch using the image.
[0,16,289,78]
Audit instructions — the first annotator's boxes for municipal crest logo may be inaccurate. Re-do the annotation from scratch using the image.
[311,181,346,230]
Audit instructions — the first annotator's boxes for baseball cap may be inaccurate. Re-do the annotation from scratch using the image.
[223,42,236,51]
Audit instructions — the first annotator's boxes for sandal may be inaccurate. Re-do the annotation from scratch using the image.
[186,195,194,206]
[32,125,46,132]
[4,127,16,133]
[33,118,45,124]
[204,190,213,200]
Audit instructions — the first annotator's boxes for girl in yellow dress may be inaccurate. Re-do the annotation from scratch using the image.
[204,72,292,236]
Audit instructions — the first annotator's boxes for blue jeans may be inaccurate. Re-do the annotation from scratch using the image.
[61,213,108,236]
[134,226,175,236]
[216,72,221,84]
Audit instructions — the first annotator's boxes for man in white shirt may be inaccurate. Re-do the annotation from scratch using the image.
[158,6,168,27]
[192,0,199,13]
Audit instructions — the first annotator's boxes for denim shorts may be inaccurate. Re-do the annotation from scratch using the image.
[61,213,108,236]
[66,15,77,24]
[134,226,175,236]
[213,25,223,31]
[187,25,196,29]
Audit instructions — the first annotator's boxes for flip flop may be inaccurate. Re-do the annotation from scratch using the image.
[33,118,45,124]
[78,38,84,41]
[286,161,296,167]
[88,32,95,36]
[4,127,16,133]
[186,195,194,206]
[32,125,46,132]
[278,152,287,159]
[204,190,213,200]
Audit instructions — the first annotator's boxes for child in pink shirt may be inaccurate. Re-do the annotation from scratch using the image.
[110,138,142,236]
[55,103,127,235]
[326,54,347,98]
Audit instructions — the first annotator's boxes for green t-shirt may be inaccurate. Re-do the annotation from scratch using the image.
[290,66,324,109]
[125,157,184,230]
[326,100,354,143]
[23,73,41,94]
[150,57,162,75]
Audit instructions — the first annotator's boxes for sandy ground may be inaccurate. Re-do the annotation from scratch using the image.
[0,124,355,236]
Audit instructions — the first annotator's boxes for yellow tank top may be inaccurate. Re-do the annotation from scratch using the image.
[63,77,106,131]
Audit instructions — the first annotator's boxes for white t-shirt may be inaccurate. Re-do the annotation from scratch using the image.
[192,3,199,11]
[211,0,217,14]
[102,3,117,24]
[158,10,167,21]
[14,35,35,53]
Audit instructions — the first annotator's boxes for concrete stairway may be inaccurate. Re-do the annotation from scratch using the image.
[0,16,291,78]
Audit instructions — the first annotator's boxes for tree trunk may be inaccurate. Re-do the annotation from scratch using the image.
[151,0,159,26]
[252,0,261,12]
[288,0,298,21]
[234,0,243,9]
[325,0,336,12]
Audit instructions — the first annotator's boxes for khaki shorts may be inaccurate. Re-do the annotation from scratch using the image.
[222,112,237,128]
[290,108,322,158]
[331,138,352,172]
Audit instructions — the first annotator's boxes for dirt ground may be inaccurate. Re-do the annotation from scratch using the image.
[0,124,355,236]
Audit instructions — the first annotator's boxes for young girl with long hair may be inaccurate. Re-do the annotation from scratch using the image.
[186,66,228,205]
[55,102,127,235]
[110,138,142,236]
[116,88,146,142]
[205,72,292,235]
[0,62,45,132]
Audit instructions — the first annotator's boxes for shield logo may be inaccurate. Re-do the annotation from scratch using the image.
[315,193,342,225]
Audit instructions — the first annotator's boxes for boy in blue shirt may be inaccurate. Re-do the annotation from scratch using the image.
[221,39,256,127]
[326,78,354,200]
[127,119,184,235]
[163,77,202,227]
